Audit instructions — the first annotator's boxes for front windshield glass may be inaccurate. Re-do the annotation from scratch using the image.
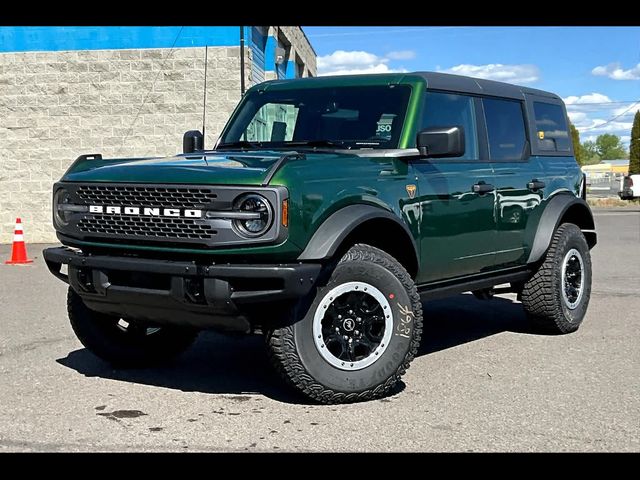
[218,85,412,150]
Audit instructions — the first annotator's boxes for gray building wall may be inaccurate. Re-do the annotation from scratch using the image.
[0,27,315,244]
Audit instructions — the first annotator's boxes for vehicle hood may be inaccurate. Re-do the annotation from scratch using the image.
[61,151,290,185]
[61,149,404,187]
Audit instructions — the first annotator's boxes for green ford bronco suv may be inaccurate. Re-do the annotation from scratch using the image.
[44,72,597,404]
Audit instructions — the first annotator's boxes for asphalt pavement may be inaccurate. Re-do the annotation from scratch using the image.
[0,209,638,452]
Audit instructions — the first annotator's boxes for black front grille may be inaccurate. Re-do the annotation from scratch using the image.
[78,215,216,240]
[76,185,217,209]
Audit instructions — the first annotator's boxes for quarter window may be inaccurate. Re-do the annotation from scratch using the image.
[422,91,478,160]
[483,98,527,161]
[533,102,570,152]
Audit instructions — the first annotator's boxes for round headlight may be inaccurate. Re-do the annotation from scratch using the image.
[233,194,273,237]
[53,188,72,226]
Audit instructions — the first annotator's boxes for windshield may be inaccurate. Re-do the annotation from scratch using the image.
[218,85,412,150]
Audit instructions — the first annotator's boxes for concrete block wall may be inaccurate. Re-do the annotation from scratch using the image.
[0,46,244,243]
[278,26,317,77]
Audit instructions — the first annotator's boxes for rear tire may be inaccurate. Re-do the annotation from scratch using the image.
[521,223,592,334]
[266,244,423,404]
[67,288,198,367]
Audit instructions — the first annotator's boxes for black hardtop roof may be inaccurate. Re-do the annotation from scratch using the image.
[259,71,562,102]
[414,71,560,101]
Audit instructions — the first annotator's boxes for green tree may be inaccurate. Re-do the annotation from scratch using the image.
[630,110,640,175]
[595,133,627,160]
[569,123,585,165]
[580,140,601,165]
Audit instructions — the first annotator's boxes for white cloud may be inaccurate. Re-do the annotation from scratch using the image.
[612,104,640,120]
[563,93,613,106]
[579,122,633,149]
[317,50,381,71]
[320,64,408,77]
[567,111,589,126]
[386,50,416,61]
[576,120,633,134]
[592,62,640,80]
[317,49,411,76]
[563,93,614,127]
[563,92,637,148]
[438,63,540,84]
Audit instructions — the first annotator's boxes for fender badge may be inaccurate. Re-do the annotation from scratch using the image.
[406,184,416,199]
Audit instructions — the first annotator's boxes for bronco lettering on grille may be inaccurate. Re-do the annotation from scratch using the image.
[89,206,203,218]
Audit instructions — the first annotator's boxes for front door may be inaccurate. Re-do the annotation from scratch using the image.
[412,91,497,284]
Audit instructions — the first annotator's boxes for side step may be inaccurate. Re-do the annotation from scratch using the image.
[418,269,531,301]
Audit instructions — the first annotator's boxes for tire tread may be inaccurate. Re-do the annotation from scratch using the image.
[267,244,423,404]
[521,223,590,334]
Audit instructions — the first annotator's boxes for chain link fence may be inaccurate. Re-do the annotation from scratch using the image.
[585,171,625,198]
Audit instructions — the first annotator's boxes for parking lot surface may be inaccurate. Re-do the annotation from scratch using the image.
[0,209,638,452]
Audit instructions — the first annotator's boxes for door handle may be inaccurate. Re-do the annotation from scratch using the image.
[527,179,546,191]
[472,183,495,194]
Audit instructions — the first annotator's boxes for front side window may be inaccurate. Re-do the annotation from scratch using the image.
[483,98,527,161]
[245,103,299,142]
[421,91,478,160]
[533,101,570,152]
[219,85,412,150]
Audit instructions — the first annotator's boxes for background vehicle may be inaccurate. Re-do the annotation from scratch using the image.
[619,174,640,199]
[43,72,597,404]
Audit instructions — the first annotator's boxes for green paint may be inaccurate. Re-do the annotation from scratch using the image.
[55,74,582,283]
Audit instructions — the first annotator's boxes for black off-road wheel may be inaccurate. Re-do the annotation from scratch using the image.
[521,223,592,334]
[67,288,198,367]
[266,244,423,404]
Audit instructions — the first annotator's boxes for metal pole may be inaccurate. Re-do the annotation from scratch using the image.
[239,26,246,96]
[202,45,208,147]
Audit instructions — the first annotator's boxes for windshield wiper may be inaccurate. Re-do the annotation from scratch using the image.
[216,140,262,150]
[284,140,348,149]
[217,139,351,151]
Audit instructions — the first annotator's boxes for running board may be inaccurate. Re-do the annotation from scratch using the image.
[418,270,531,301]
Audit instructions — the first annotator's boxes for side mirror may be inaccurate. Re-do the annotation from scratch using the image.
[183,130,204,154]
[417,126,464,158]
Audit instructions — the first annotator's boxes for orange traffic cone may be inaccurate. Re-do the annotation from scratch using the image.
[5,218,33,265]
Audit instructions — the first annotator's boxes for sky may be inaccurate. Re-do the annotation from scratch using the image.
[304,26,640,148]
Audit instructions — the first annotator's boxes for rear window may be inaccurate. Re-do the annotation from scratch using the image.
[533,102,570,152]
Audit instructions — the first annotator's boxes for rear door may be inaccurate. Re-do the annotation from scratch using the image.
[484,97,545,269]
[412,91,497,283]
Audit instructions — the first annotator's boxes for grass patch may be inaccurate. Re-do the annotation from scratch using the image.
[587,197,640,208]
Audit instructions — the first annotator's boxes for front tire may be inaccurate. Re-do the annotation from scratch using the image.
[267,244,423,404]
[67,288,198,367]
[521,223,592,334]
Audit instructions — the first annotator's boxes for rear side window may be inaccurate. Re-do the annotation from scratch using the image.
[483,98,527,161]
[533,102,570,152]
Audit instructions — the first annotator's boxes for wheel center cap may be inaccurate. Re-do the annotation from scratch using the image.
[342,318,355,332]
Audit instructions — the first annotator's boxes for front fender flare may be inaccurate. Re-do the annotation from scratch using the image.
[297,204,418,265]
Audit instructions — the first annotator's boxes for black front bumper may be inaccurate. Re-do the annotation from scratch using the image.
[43,247,321,332]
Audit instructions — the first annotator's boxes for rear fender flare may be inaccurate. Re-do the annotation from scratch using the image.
[528,194,596,264]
